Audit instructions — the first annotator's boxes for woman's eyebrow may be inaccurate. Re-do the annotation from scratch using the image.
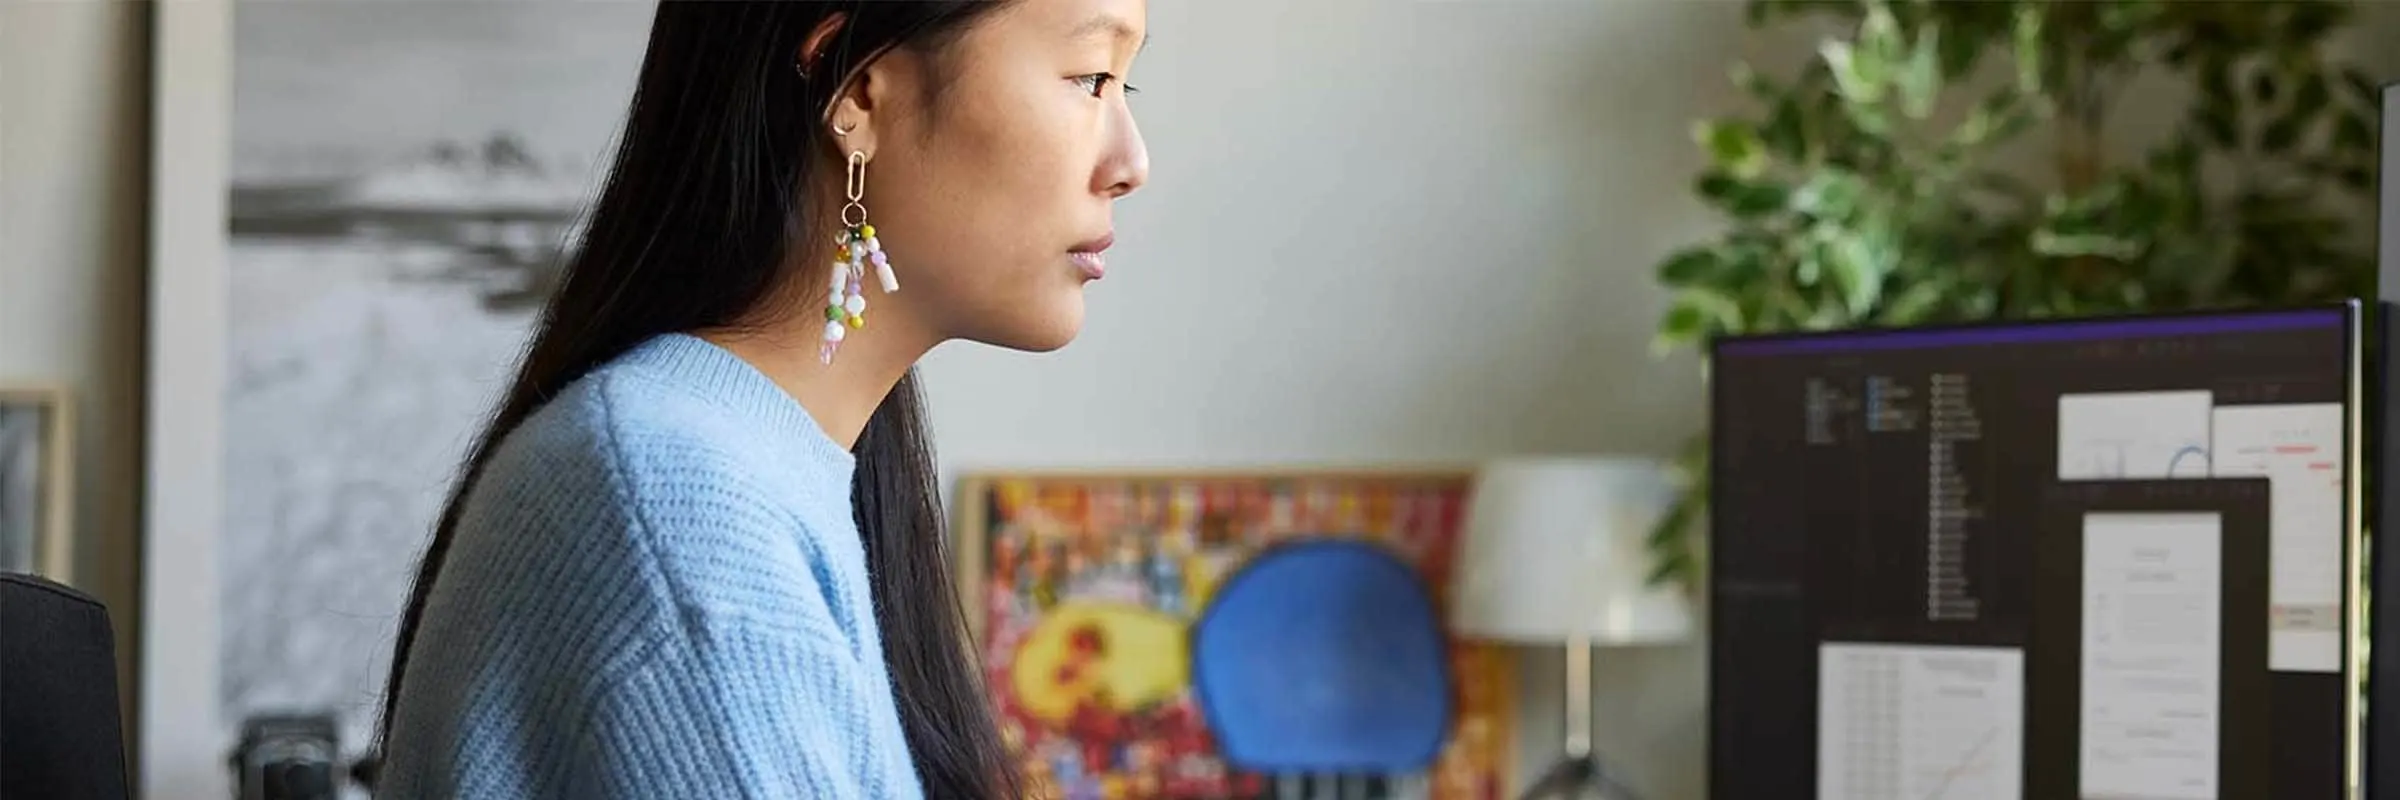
[1070,12,1148,53]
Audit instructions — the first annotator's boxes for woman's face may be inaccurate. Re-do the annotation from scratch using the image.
[832,0,1150,352]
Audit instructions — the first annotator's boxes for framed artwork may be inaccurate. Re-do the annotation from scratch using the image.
[147,2,647,796]
[954,470,1519,800]
[0,385,74,581]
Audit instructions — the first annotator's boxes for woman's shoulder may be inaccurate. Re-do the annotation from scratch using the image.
[482,361,789,508]
[500,335,851,503]
[461,364,861,616]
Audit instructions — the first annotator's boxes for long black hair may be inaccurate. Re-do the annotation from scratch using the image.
[377,3,1023,796]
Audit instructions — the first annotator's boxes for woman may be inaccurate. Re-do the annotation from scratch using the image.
[375,0,1149,797]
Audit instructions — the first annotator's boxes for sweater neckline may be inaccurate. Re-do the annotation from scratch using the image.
[611,333,858,477]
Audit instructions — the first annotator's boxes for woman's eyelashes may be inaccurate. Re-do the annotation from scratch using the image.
[1071,72,1139,98]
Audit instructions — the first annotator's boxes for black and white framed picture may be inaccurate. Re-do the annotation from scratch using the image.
[147,2,649,796]
[0,385,73,581]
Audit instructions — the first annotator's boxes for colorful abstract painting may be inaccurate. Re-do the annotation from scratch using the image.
[956,473,1517,800]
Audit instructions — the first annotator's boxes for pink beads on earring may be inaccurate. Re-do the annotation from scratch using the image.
[821,150,895,365]
[820,222,898,365]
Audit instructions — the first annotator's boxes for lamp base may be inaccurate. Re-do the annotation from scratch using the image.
[1518,752,1645,800]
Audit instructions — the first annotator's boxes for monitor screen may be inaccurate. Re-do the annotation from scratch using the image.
[1707,304,2362,800]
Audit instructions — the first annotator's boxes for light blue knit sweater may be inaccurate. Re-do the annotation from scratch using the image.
[378,333,923,799]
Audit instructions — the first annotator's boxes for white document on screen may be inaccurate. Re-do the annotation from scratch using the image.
[1818,642,2024,800]
[2211,402,2344,673]
[2057,391,2215,480]
[2080,512,2221,800]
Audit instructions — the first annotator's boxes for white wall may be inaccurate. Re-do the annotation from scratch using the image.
[926,0,1732,467]
[919,2,1760,796]
[0,0,151,739]
[6,0,1778,797]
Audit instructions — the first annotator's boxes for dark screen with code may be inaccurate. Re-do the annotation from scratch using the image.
[1707,306,2355,799]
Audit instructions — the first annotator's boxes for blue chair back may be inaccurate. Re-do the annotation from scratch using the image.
[1190,537,1454,773]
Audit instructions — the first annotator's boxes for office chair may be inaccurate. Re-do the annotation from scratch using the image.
[1192,538,1454,798]
[1,571,131,800]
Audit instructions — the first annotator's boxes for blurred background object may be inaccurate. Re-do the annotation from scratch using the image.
[0,386,74,581]
[960,473,1512,799]
[228,715,341,800]
[1193,538,1456,797]
[1,571,130,800]
[1455,457,1692,800]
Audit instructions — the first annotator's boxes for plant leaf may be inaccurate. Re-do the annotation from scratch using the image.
[1693,119,1769,178]
[1652,289,1744,356]
[1821,40,1882,106]
[2336,107,2374,151]
[2260,111,2308,154]
[1791,170,1867,220]
[1697,171,1793,219]
[2295,69,2331,117]
[2343,66,2381,108]
[1656,246,1725,286]
[1896,24,1942,120]
[1880,280,1947,324]
[2011,4,2043,94]
[1950,88,2034,151]
[2031,231,2144,260]
[1824,230,1890,316]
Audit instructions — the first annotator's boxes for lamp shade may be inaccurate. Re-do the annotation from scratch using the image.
[1451,456,1693,646]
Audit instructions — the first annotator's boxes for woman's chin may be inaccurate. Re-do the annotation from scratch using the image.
[978,300,1086,353]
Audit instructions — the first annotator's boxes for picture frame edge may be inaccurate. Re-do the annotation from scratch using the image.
[0,382,75,584]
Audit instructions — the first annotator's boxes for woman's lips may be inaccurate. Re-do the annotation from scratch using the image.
[1070,232,1113,280]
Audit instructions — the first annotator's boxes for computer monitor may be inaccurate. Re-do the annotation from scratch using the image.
[1706,304,2365,799]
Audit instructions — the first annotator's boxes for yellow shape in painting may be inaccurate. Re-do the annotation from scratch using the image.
[1010,602,1189,729]
[1184,550,1247,612]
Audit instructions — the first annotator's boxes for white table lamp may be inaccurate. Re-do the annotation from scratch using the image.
[1453,456,1694,800]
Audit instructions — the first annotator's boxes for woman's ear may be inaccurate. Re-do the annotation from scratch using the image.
[835,48,926,162]
[796,13,846,82]
[827,82,881,161]
[803,13,881,157]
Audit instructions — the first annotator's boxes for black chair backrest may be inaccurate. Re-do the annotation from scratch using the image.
[0,571,130,800]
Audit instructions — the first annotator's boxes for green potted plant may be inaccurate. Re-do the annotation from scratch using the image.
[1646,0,2379,590]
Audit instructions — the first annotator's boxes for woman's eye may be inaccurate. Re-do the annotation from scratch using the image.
[1073,72,1137,98]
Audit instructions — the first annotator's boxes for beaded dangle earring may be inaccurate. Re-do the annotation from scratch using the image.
[821,147,902,365]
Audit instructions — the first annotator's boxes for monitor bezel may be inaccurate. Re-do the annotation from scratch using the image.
[1708,301,2359,358]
